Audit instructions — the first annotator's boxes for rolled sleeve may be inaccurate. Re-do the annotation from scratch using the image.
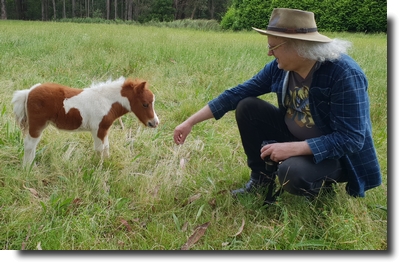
[208,60,282,120]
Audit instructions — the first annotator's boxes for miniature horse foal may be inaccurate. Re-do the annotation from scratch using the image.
[12,77,159,167]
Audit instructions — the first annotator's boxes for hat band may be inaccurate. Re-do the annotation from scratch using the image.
[267,26,318,34]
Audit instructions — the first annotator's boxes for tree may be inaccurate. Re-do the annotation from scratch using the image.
[41,0,48,21]
[119,0,123,19]
[106,0,110,19]
[62,0,66,18]
[132,0,150,21]
[173,0,186,19]
[123,0,130,20]
[209,0,231,20]
[188,0,207,19]
[173,0,222,20]
[208,0,215,19]
[52,0,56,19]
[127,0,132,20]
[15,0,23,19]
[114,0,117,19]
[1,0,6,19]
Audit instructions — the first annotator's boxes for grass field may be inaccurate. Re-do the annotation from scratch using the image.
[0,20,387,250]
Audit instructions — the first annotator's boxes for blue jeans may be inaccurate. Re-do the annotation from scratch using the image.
[235,97,345,197]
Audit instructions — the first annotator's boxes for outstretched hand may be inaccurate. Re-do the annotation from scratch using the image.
[173,121,192,145]
[173,105,214,145]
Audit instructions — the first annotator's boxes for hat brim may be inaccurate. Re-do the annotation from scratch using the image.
[252,27,332,43]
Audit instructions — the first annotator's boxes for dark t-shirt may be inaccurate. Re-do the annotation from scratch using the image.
[284,62,323,140]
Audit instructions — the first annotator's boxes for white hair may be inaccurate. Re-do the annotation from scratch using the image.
[288,38,353,62]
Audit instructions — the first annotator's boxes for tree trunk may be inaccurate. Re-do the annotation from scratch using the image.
[41,0,46,20]
[15,0,22,19]
[124,0,127,20]
[132,0,141,21]
[63,0,66,18]
[209,0,214,20]
[173,0,178,19]
[190,6,196,19]
[114,0,117,19]
[52,0,56,19]
[106,0,110,19]
[174,0,187,20]
[120,0,123,20]
[127,0,132,20]
[72,0,75,17]
[41,0,44,20]
[1,0,7,19]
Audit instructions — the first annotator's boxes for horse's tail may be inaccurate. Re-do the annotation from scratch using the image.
[11,83,41,135]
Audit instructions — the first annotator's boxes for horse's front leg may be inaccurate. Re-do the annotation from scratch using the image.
[23,134,42,167]
[91,129,105,158]
[103,134,110,158]
[91,129,110,158]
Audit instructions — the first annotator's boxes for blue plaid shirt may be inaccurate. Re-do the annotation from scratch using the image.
[208,54,381,197]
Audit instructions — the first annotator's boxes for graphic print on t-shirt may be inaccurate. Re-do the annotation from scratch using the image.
[285,85,314,128]
[284,63,323,140]
[284,75,323,140]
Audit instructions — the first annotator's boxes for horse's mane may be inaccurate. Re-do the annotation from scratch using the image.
[85,77,148,92]
[88,77,126,89]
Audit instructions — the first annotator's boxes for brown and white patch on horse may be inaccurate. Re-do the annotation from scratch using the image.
[26,83,84,137]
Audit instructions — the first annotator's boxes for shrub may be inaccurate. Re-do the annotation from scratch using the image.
[221,0,387,33]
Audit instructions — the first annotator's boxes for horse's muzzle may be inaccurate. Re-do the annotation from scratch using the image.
[148,118,159,128]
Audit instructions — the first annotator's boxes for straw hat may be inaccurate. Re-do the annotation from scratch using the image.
[252,8,332,42]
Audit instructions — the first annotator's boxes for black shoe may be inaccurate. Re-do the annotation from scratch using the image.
[231,177,271,196]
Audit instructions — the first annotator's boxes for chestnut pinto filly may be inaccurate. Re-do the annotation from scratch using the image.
[12,77,159,167]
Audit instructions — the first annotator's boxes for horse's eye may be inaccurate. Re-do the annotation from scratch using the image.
[143,103,149,108]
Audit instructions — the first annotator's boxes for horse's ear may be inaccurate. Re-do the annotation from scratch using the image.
[135,81,147,92]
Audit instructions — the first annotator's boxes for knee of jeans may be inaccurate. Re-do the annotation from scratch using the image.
[236,97,259,116]
[277,164,296,187]
[277,163,313,196]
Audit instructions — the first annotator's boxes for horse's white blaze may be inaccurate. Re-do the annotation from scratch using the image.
[151,95,160,126]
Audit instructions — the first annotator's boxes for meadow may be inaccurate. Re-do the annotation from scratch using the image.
[0,20,387,250]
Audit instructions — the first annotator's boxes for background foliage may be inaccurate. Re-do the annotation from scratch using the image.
[220,0,387,33]
[1,0,387,33]
[2,0,231,22]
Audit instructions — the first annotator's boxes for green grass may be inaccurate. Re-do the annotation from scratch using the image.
[0,20,387,250]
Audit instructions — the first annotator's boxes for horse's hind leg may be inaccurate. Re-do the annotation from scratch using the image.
[23,134,42,167]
